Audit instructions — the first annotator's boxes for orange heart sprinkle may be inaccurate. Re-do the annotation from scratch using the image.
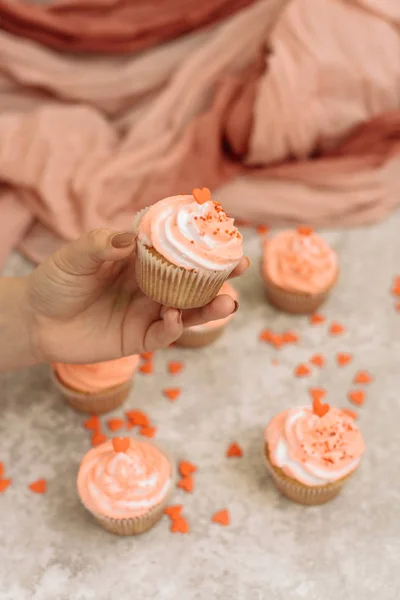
[256,225,269,235]
[309,388,327,403]
[0,479,11,493]
[226,442,243,458]
[125,410,149,427]
[139,426,157,439]
[192,188,211,204]
[391,278,400,296]
[212,509,230,526]
[353,370,373,385]
[259,329,273,342]
[341,408,358,420]
[281,331,299,344]
[140,352,153,360]
[170,516,190,534]
[297,225,313,236]
[163,388,181,401]
[309,313,325,325]
[164,504,183,519]
[312,398,330,418]
[107,418,125,432]
[179,461,197,476]
[295,363,311,377]
[112,437,130,453]
[348,390,365,406]
[177,475,194,493]
[336,353,353,366]
[29,479,47,494]
[329,322,346,336]
[139,362,153,375]
[309,353,325,368]
[91,432,107,447]
[84,415,100,431]
[168,361,184,375]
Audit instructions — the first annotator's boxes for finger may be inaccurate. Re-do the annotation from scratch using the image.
[52,229,136,276]
[143,308,183,350]
[182,294,238,328]
[228,256,250,279]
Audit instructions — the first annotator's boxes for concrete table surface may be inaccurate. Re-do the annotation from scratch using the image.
[1,214,400,600]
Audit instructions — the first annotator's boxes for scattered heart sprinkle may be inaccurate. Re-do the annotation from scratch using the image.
[29,479,47,494]
[91,432,108,447]
[309,354,325,368]
[0,479,11,493]
[164,505,183,520]
[341,408,358,420]
[329,322,346,336]
[84,415,100,431]
[348,390,366,406]
[353,370,373,385]
[125,410,150,427]
[170,516,190,534]
[139,362,153,375]
[309,388,327,403]
[112,437,130,453]
[212,509,230,526]
[107,418,125,432]
[226,442,243,458]
[256,225,269,235]
[168,361,184,375]
[179,461,197,477]
[177,475,194,493]
[310,313,325,325]
[140,352,153,360]
[295,363,311,377]
[163,388,181,401]
[139,426,157,439]
[336,352,353,367]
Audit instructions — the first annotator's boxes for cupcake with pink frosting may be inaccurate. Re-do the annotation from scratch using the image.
[176,281,238,348]
[52,355,139,414]
[264,399,365,505]
[78,437,175,535]
[133,189,243,309]
[262,226,338,314]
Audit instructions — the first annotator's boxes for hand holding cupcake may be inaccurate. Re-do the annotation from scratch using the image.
[133,189,243,309]
[262,226,338,314]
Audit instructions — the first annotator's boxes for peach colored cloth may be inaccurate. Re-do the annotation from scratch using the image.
[0,0,257,53]
[0,0,399,268]
[77,439,172,519]
[53,356,139,393]
[262,229,338,294]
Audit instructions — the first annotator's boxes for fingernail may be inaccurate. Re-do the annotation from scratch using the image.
[245,256,251,269]
[177,310,183,324]
[111,232,135,248]
[231,300,239,314]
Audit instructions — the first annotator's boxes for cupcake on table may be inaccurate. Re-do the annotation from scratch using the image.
[51,355,139,414]
[261,226,338,314]
[176,281,238,348]
[133,188,243,309]
[264,398,365,505]
[77,437,175,535]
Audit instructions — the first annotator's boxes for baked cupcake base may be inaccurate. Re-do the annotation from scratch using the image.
[176,325,225,348]
[263,271,337,315]
[51,369,132,415]
[264,444,351,505]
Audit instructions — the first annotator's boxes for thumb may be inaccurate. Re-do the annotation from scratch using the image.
[53,229,135,275]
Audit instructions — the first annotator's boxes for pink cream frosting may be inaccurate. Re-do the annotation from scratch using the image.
[77,439,172,519]
[262,228,338,294]
[265,406,365,486]
[53,355,139,394]
[136,194,243,271]
[188,281,238,332]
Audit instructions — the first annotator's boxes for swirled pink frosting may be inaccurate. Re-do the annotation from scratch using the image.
[53,355,139,394]
[77,439,172,519]
[265,406,365,486]
[188,282,238,332]
[262,228,338,294]
[136,194,243,271]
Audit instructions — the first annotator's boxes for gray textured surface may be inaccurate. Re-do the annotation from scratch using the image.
[1,214,400,599]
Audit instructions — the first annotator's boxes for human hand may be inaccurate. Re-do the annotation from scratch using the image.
[24,229,249,364]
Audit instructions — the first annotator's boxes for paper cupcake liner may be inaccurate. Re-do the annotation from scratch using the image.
[133,206,237,309]
[263,271,337,315]
[264,444,351,505]
[51,369,132,415]
[176,325,225,348]
[135,240,234,309]
[82,442,176,536]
